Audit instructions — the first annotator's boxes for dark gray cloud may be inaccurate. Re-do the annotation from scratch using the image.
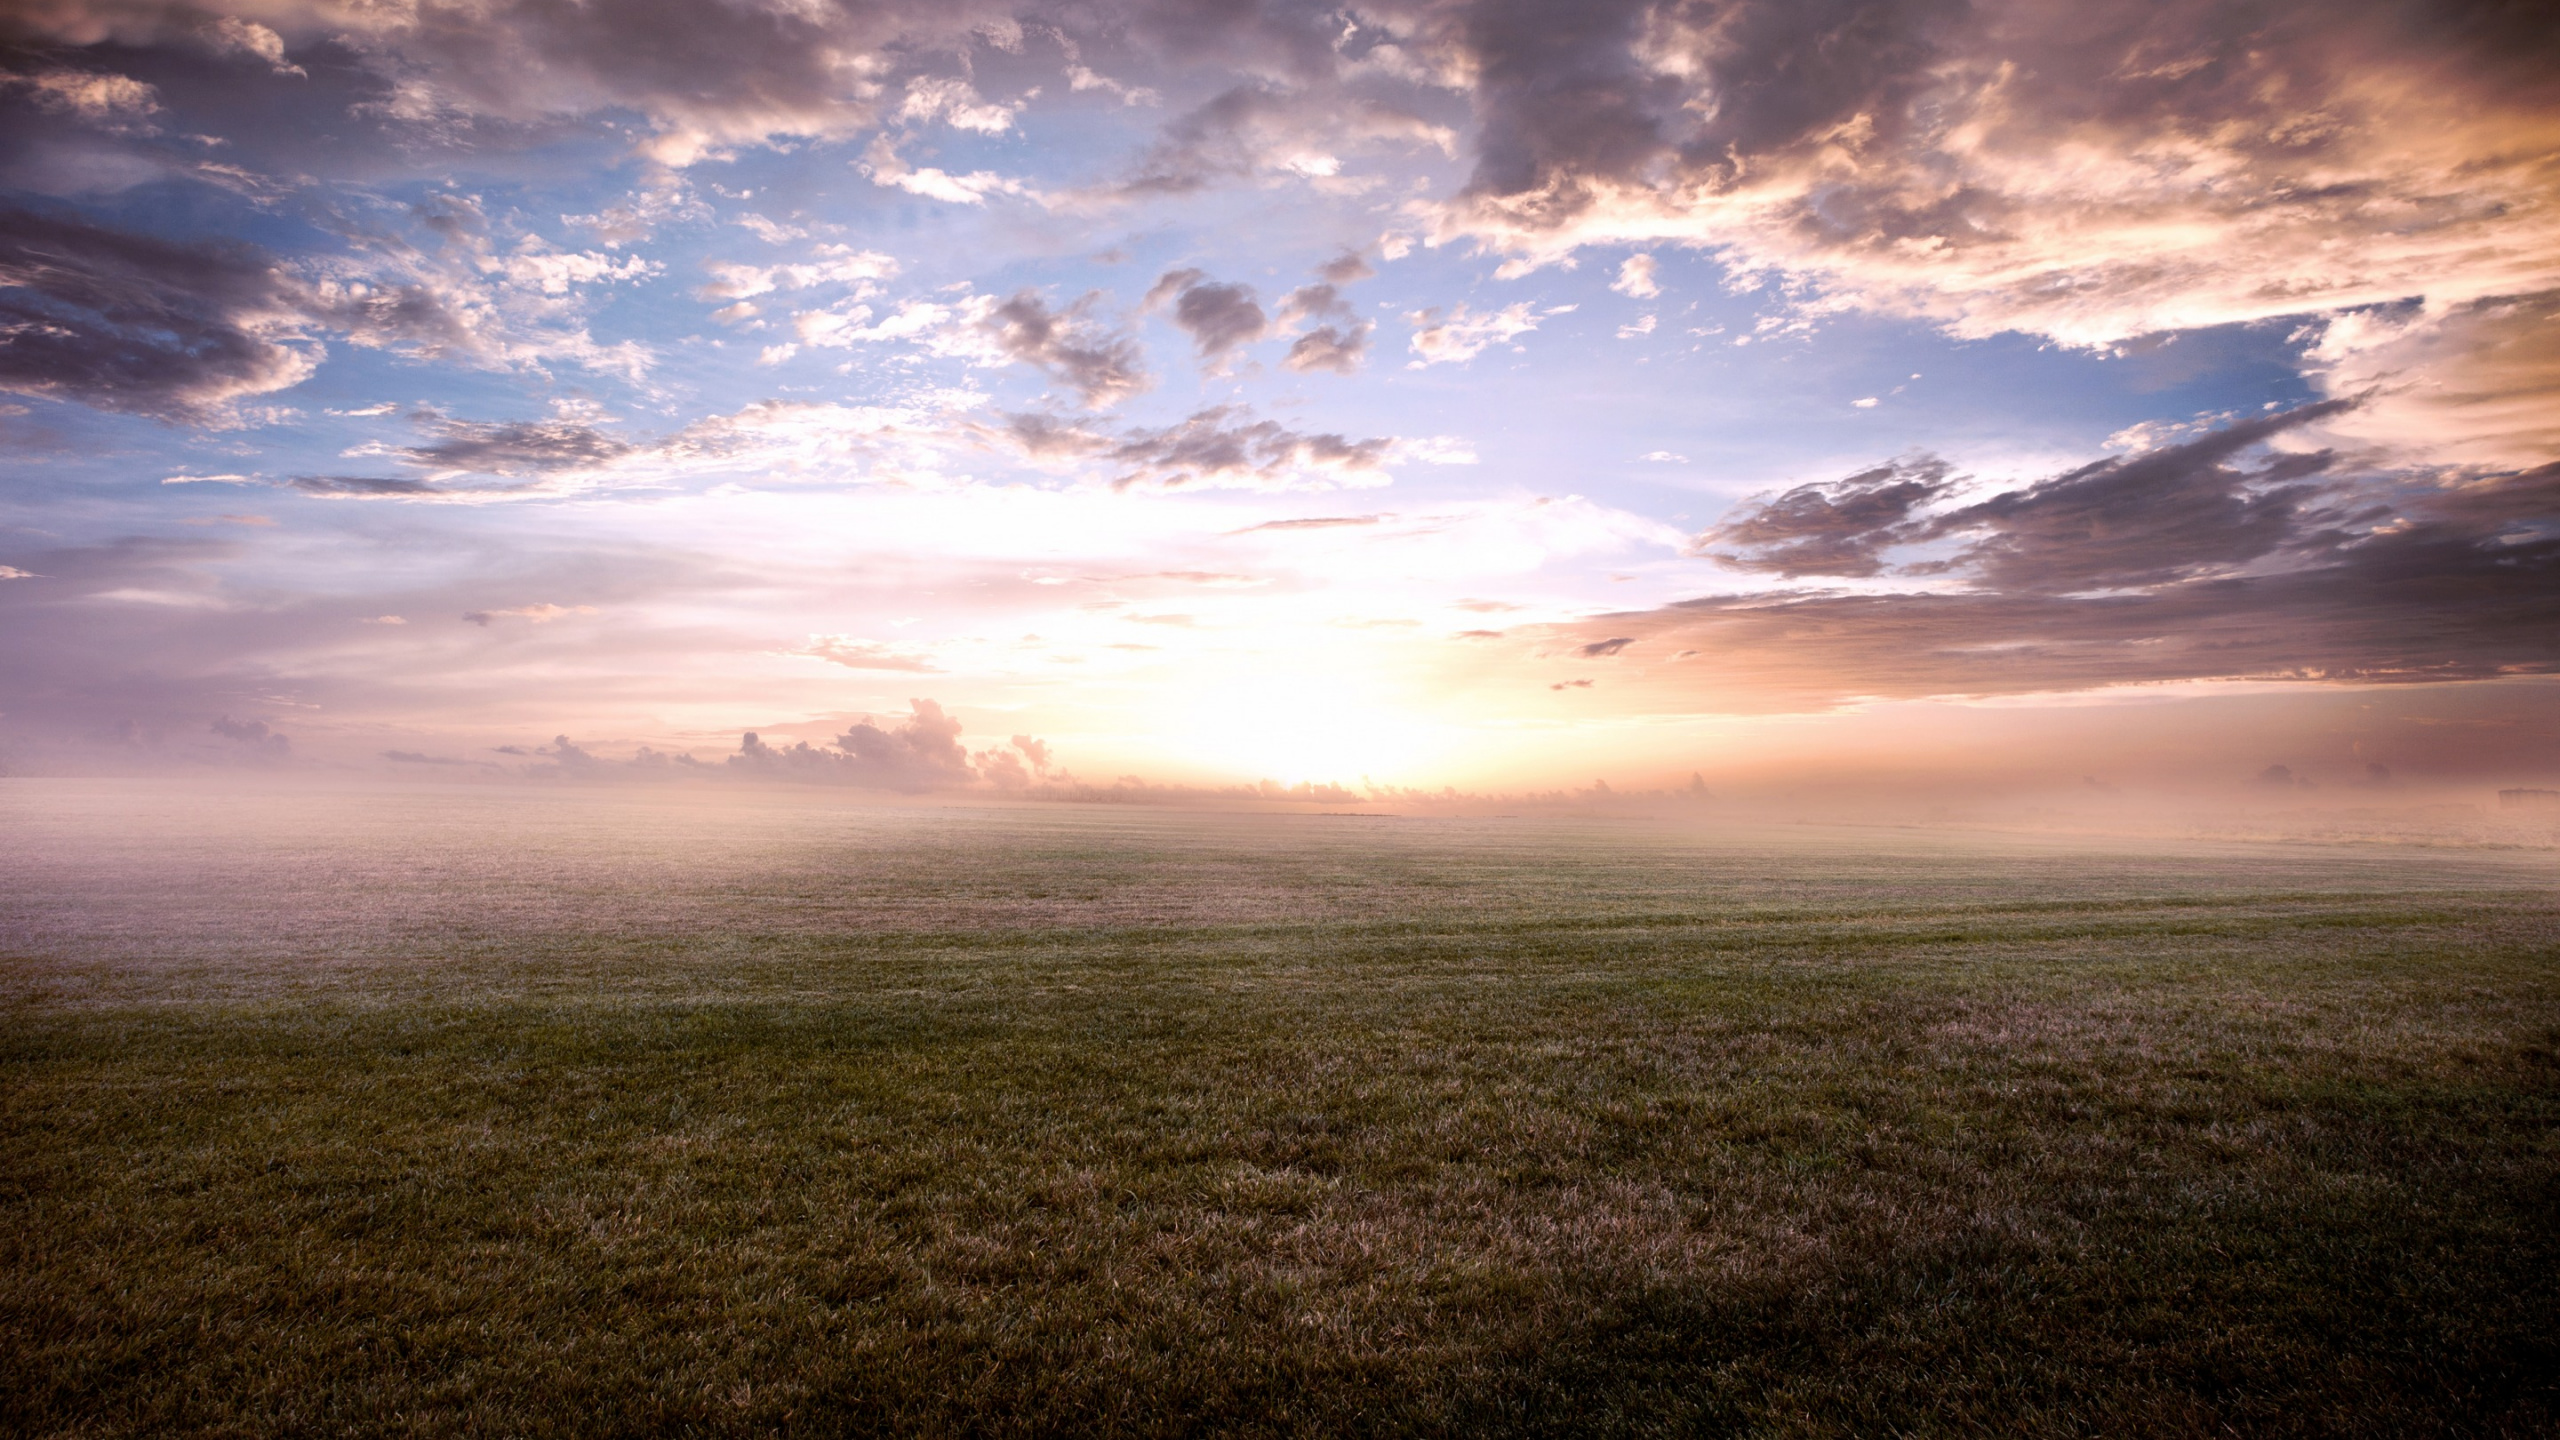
[982,290,1148,409]
[1146,269,1268,362]
[1281,322,1370,374]
[0,0,1441,196]
[976,404,1394,491]
[286,476,447,497]
[2402,461,2560,528]
[1120,75,1456,196]
[1277,282,1351,323]
[1456,0,1689,211]
[1127,0,1342,82]
[1926,405,2352,593]
[1582,525,2560,706]
[1273,265,1373,374]
[1104,405,1392,490]
[0,0,1012,165]
[1701,404,2359,590]
[1143,267,1205,306]
[396,414,638,475]
[0,206,477,422]
[1695,457,1954,578]
[1315,250,1374,285]
[1570,411,2560,707]
[1122,84,1302,194]
[994,410,1112,460]
[0,206,312,420]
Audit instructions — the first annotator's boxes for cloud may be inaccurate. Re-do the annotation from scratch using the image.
[980,290,1149,408]
[389,414,638,476]
[611,395,987,487]
[1571,411,2560,708]
[210,714,290,757]
[1146,268,1269,363]
[461,708,1057,792]
[1272,264,1374,374]
[2304,292,2560,467]
[0,0,1010,163]
[1283,323,1372,374]
[1417,0,2560,465]
[725,700,979,791]
[0,207,318,421]
[1229,514,1387,533]
[286,475,450,498]
[1316,250,1375,285]
[895,76,1026,135]
[1578,637,1635,657]
[1276,281,1351,325]
[976,732,1055,790]
[1701,404,2360,591]
[15,0,2547,483]
[798,636,941,672]
[859,135,1043,205]
[0,206,652,424]
[1921,409,2351,593]
[1695,457,1958,578]
[1576,527,2560,708]
[266,388,1403,502]
[477,242,656,297]
[1064,57,1159,108]
[1099,406,1393,491]
[5,68,161,121]
[1405,302,1552,366]
[203,17,301,75]
[463,603,597,626]
[984,405,1394,492]
[699,248,895,302]
[1121,81,1453,195]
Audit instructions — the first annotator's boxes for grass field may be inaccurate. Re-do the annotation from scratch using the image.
[4,781,2557,1436]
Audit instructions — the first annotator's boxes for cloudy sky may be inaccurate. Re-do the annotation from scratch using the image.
[2,0,2555,793]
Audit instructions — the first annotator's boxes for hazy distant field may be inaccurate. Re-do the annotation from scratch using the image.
[4,781,2556,1437]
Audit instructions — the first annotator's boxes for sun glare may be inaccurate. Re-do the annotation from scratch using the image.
[1170,670,1445,789]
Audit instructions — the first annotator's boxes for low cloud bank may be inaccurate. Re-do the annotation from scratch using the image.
[1557,407,2560,708]
[481,701,1056,794]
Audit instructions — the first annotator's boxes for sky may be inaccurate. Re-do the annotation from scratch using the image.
[1,0,2555,797]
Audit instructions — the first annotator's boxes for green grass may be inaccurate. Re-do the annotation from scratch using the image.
[3,785,2557,1436]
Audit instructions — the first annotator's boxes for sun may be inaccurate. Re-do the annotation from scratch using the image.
[1168,668,1443,789]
